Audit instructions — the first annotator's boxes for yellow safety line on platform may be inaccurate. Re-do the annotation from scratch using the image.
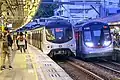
[29,54,38,80]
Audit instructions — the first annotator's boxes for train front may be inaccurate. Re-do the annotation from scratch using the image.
[82,22,113,58]
[43,21,76,57]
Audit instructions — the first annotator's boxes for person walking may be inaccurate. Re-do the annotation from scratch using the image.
[17,32,26,53]
[1,27,13,70]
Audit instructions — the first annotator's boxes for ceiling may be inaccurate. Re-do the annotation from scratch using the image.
[0,0,41,29]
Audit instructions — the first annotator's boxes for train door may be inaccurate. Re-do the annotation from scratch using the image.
[75,31,79,51]
[39,30,41,50]
[36,31,38,48]
[79,31,82,51]
[27,34,30,44]
[35,31,37,47]
[38,30,40,49]
[39,29,43,51]
[32,32,34,46]
[76,31,82,51]
[76,31,82,56]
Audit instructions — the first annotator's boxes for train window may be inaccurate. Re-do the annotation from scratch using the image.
[46,27,73,43]
[46,29,55,41]
[65,28,73,40]
[93,30,101,37]
[84,31,92,42]
[55,28,64,40]
[40,30,43,42]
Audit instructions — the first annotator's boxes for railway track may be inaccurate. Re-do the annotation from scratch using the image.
[56,57,120,80]
[94,60,120,77]
[68,58,120,79]
[67,61,104,80]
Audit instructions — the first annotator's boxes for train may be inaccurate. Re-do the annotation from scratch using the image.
[27,20,76,58]
[74,21,113,59]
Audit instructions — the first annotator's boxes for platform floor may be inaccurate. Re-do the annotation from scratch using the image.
[0,43,72,80]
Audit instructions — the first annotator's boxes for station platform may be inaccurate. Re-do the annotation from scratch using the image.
[112,47,120,61]
[0,43,73,80]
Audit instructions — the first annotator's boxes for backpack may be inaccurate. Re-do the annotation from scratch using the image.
[19,36,24,41]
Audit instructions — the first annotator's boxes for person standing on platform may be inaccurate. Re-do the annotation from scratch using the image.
[17,32,26,53]
[1,27,13,70]
[25,32,27,49]
[16,32,19,50]
[7,31,13,49]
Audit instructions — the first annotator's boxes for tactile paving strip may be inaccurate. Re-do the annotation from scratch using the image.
[28,44,73,80]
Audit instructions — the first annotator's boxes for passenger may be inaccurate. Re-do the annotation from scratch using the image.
[16,32,19,50]
[17,32,26,53]
[25,32,27,49]
[1,27,13,70]
[113,33,119,48]
[7,31,13,49]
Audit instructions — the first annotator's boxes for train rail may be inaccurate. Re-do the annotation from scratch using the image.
[67,58,120,80]
[110,61,120,66]
[94,60,120,77]
[67,61,104,80]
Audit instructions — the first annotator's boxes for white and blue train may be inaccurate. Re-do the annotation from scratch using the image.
[27,20,76,58]
[74,21,113,58]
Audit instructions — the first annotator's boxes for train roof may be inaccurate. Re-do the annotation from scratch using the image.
[82,21,108,26]
[45,20,72,28]
[74,21,109,31]
[75,21,108,27]
[89,13,120,24]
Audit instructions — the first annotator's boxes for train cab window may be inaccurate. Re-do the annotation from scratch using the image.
[46,27,73,43]
[103,30,111,41]
[93,30,101,37]
[84,31,92,42]
[65,28,73,40]
[93,30,101,42]
[46,29,55,41]
[55,28,64,40]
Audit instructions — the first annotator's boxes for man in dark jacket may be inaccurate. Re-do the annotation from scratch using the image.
[1,27,13,70]
[7,31,13,48]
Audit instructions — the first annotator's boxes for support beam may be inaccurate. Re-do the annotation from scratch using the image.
[41,2,101,6]
[5,0,15,16]
[90,5,100,16]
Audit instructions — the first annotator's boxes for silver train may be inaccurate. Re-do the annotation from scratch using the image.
[27,20,76,58]
[74,21,113,58]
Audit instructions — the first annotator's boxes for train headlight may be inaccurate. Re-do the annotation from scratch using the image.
[85,42,94,47]
[68,44,74,47]
[103,41,111,46]
[47,45,53,48]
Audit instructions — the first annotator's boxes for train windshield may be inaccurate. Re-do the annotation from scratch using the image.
[83,24,111,47]
[103,30,111,41]
[46,27,73,43]
[84,31,92,42]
